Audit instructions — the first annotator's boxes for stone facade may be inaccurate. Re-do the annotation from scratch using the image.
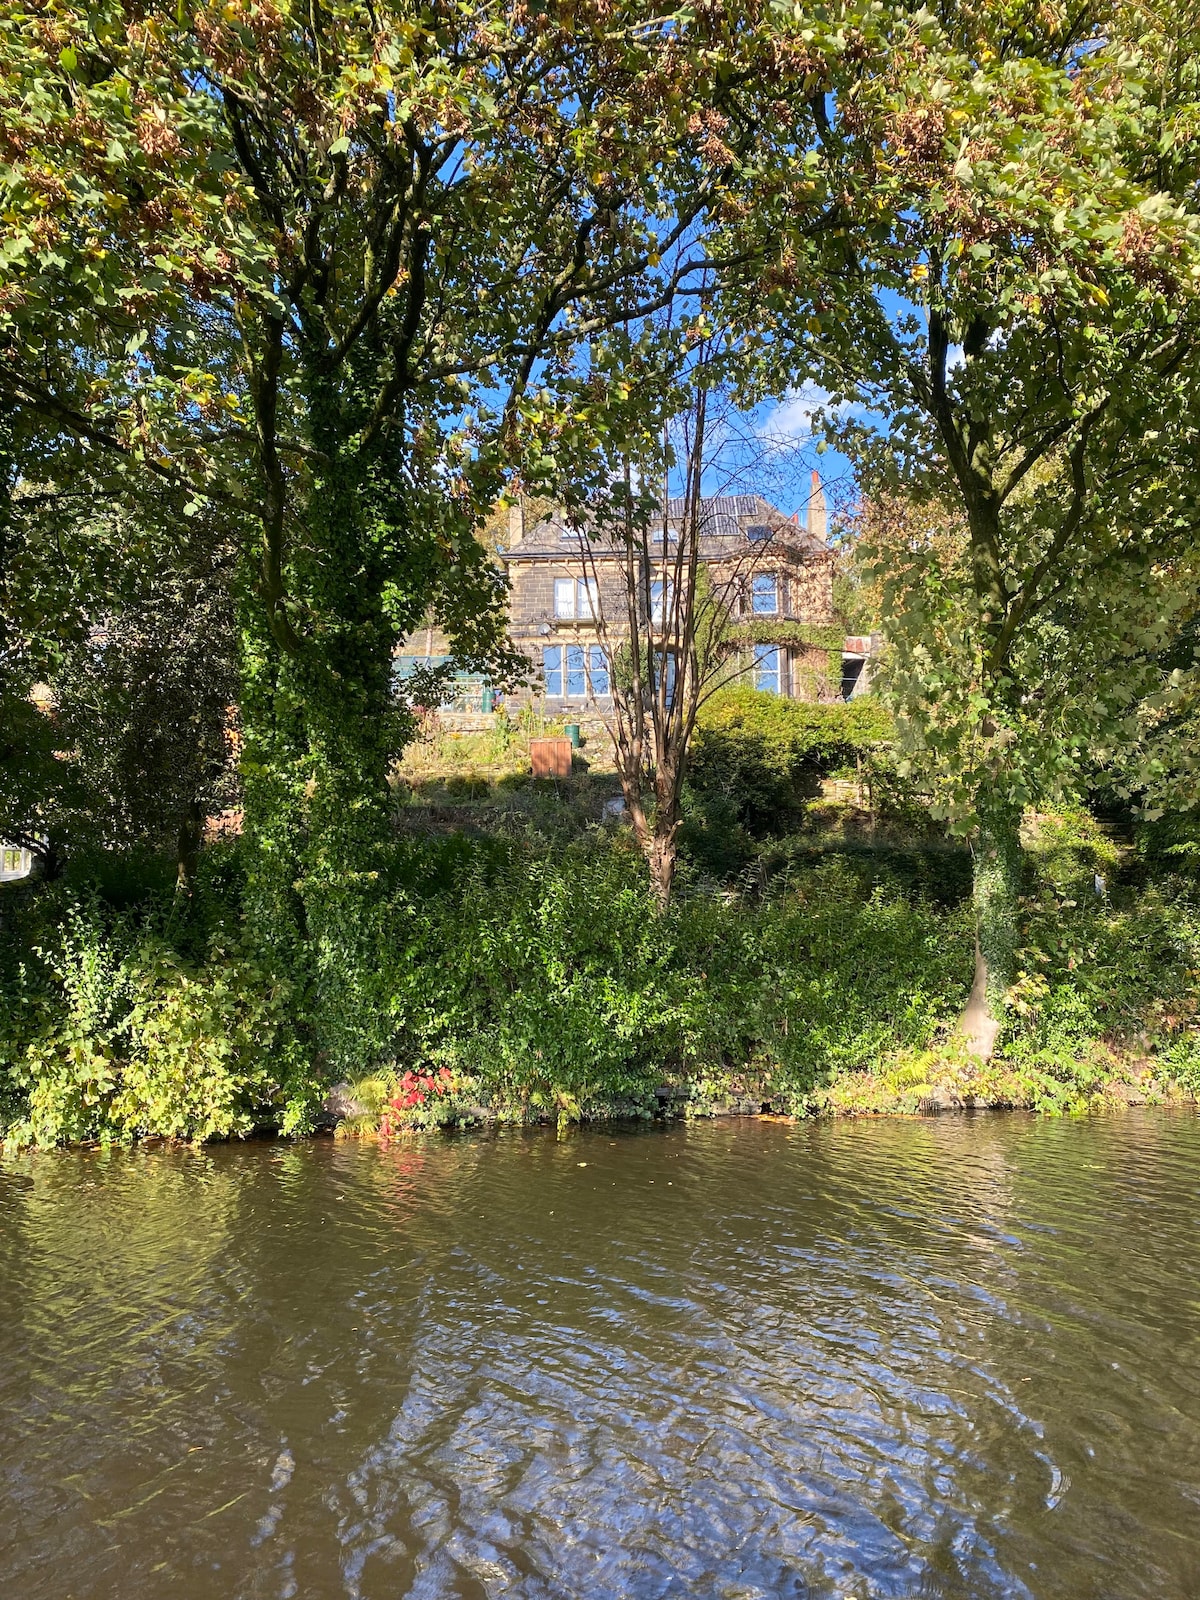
[500,479,838,713]
[397,476,852,712]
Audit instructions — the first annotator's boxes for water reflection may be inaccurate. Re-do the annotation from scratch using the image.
[2,1115,1199,1598]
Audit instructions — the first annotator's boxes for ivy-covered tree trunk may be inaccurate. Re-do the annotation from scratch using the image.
[239,361,410,1088]
[238,575,307,923]
[296,488,397,1069]
[959,797,1022,1060]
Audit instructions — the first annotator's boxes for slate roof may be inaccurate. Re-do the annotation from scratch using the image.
[503,493,826,559]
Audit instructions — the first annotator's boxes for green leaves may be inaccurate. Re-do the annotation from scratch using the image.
[725,1,1200,841]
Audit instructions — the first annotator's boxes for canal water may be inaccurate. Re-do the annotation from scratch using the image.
[2,1114,1198,1599]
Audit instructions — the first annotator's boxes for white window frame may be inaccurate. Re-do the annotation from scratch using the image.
[542,644,610,700]
[751,573,779,615]
[587,644,610,697]
[754,644,781,694]
[553,577,600,621]
[0,844,33,881]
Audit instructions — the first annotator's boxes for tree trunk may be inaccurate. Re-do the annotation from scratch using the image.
[246,362,407,1075]
[30,834,62,881]
[175,798,203,892]
[646,749,685,906]
[238,595,309,961]
[958,801,1022,1059]
[647,827,678,908]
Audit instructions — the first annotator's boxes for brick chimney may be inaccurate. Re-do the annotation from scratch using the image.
[507,499,524,545]
[806,470,827,543]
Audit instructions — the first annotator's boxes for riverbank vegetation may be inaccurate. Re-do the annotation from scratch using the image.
[2,3,1200,1145]
[4,698,1200,1146]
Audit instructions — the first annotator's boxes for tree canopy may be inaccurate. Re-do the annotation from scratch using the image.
[720,0,1200,1045]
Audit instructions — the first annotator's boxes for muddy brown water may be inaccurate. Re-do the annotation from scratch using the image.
[2,1113,1199,1599]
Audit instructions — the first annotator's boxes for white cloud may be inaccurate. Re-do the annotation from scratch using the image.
[760,385,832,451]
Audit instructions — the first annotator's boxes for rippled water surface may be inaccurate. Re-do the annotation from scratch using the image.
[3,1115,1200,1599]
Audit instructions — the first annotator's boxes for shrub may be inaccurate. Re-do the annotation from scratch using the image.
[689,689,893,830]
[1024,808,1122,898]
[443,774,491,800]
[383,838,681,1118]
[0,899,310,1147]
[4,805,1199,1145]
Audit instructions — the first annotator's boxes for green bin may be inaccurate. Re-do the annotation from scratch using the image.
[564,722,581,749]
[481,687,495,714]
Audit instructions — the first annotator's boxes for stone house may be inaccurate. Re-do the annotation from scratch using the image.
[498,475,839,713]
[397,474,869,712]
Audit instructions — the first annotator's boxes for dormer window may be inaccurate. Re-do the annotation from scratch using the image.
[751,574,779,615]
[746,523,772,544]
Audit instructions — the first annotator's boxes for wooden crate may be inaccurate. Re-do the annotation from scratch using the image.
[529,737,572,779]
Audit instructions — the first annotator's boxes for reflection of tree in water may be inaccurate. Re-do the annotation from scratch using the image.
[321,1122,1030,1599]
[989,1113,1200,1599]
[1,1147,245,1591]
[4,1122,1199,1600]
[646,1118,1035,1600]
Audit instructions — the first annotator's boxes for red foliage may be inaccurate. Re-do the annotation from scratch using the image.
[379,1068,455,1140]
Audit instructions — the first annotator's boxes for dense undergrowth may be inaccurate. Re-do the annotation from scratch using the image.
[2,778,1199,1147]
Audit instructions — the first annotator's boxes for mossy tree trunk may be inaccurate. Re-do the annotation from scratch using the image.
[959,798,1022,1059]
[239,361,408,1080]
[291,414,401,1076]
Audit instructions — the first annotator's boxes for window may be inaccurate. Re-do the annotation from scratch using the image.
[841,657,864,700]
[553,577,599,620]
[563,643,585,696]
[588,644,610,696]
[751,573,779,615]
[650,578,674,626]
[754,644,781,694]
[655,649,677,708]
[542,644,610,699]
[0,844,31,881]
[543,644,563,696]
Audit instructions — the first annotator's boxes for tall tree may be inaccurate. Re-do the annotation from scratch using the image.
[0,418,238,881]
[572,357,815,905]
[737,0,1200,1052]
[0,0,838,1071]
